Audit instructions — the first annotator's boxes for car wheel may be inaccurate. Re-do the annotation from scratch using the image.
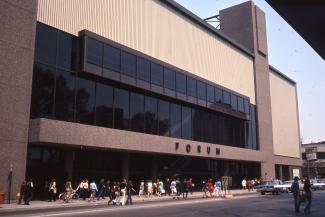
[261,192,265,195]
[275,191,279,195]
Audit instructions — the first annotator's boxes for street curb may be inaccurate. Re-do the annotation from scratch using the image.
[0,191,258,214]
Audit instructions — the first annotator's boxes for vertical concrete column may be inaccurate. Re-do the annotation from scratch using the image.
[65,150,75,180]
[0,0,38,199]
[122,153,129,180]
[220,1,275,180]
[278,165,283,180]
[152,155,157,181]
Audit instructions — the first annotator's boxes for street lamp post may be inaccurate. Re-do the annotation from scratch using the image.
[8,164,13,204]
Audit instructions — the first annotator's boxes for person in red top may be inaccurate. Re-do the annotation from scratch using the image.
[207,179,214,197]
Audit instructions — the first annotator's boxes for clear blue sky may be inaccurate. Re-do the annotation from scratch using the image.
[176,0,325,144]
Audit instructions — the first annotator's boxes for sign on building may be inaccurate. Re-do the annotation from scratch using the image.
[305,147,317,161]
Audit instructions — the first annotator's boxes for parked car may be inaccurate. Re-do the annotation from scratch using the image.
[256,180,285,195]
[310,179,325,190]
[279,180,304,192]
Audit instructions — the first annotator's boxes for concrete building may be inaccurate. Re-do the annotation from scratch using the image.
[302,142,325,178]
[0,0,301,199]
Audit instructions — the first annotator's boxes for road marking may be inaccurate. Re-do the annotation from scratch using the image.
[27,195,258,217]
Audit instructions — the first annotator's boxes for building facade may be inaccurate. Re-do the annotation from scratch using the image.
[302,142,325,179]
[0,0,301,198]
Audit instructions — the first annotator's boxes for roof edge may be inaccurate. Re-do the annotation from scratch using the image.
[162,0,255,58]
[269,65,296,85]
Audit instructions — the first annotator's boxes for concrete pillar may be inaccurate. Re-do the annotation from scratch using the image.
[0,0,38,200]
[65,150,75,180]
[279,165,283,180]
[220,1,275,180]
[122,153,129,180]
[152,155,157,181]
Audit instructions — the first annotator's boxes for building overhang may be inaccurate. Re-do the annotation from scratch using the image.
[29,118,266,163]
[266,0,325,60]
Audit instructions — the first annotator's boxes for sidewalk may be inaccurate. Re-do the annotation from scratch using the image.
[0,189,257,212]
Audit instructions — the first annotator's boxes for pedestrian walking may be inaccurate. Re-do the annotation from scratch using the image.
[18,180,26,205]
[291,176,301,213]
[242,178,247,190]
[202,180,208,198]
[170,178,177,199]
[126,180,136,205]
[139,180,145,197]
[147,180,153,198]
[113,182,121,205]
[24,178,34,205]
[207,179,214,197]
[120,179,127,205]
[165,178,171,196]
[303,178,312,215]
[214,179,223,197]
[176,178,182,199]
[182,179,188,198]
[48,178,57,202]
[97,178,106,200]
[89,180,98,202]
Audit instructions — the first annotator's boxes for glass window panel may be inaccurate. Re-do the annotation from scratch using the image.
[244,99,250,114]
[75,76,96,125]
[137,57,150,82]
[215,87,223,103]
[35,23,57,65]
[231,94,238,111]
[181,106,192,139]
[87,38,103,66]
[57,32,77,71]
[223,91,231,105]
[103,44,120,72]
[54,69,75,122]
[237,97,244,112]
[170,103,181,138]
[197,81,206,100]
[130,92,145,132]
[192,109,203,142]
[95,83,114,128]
[207,85,214,103]
[30,64,55,119]
[176,72,186,94]
[164,68,175,90]
[113,88,130,130]
[187,77,197,97]
[158,100,170,136]
[121,51,136,77]
[145,96,158,134]
[151,63,163,86]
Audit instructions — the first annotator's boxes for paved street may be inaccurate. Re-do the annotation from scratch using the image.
[1,191,324,217]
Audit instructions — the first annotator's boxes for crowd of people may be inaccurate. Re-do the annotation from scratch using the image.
[17,177,230,205]
[241,178,261,191]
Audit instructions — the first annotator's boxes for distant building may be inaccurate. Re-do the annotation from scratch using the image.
[302,142,325,178]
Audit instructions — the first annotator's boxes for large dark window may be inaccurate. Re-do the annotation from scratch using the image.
[35,23,57,65]
[121,51,136,77]
[130,93,145,132]
[176,72,186,94]
[164,68,175,90]
[113,88,129,130]
[192,109,203,142]
[87,38,103,66]
[170,103,181,138]
[207,85,214,103]
[187,77,197,97]
[30,64,55,119]
[158,100,170,136]
[215,87,223,103]
[197,81,206,100]
[181,106,192,139]
[75,77,96,124]
[95,83,113,127]
[223,91,231,105]
[230,94,238,111]
[57,32,77,71]
[103,44,120,72]
[54,69,75,122]
[151,63,163,86]
[137,57,150,82]
[145,96,158,134]
[237,97,244,113]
